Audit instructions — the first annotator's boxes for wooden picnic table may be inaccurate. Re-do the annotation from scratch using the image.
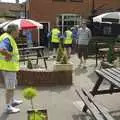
[92,68,120,96]
[96,46,120,66]
[95,42,108,66]
[19,46,48,69]
[79,68,120,119]
[19,46,45,51]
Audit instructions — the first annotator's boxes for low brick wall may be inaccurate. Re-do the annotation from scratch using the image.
[17,69,72,86]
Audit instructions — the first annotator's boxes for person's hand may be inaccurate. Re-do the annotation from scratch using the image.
[0,48,12,61]
[5,54,12,61]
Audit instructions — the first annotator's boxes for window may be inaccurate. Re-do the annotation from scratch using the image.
[56,14,82,34]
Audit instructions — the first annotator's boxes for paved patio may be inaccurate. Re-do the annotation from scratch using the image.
[0,54,120,120]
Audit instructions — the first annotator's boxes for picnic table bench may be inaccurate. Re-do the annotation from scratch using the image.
[75,68,120,119]
[92,68,120,96]
[75,88,114,120]
[19,46,48,69]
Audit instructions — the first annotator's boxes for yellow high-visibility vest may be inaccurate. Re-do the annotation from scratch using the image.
[51,28,60,43]
[0,33,19,71]
[64,30,72,44]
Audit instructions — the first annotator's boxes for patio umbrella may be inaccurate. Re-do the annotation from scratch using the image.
[1,19,43,45]
[0,21,10,28]
[93,12,120,23]
[2,19,43,30]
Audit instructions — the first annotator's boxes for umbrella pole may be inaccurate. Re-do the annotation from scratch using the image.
[38,28,40,46]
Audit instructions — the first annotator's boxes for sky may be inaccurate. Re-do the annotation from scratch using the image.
[0,0,26,3]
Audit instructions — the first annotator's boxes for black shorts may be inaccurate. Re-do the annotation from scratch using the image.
[51,43,59,48]
[64,44,72,48]
[77,45,88,59]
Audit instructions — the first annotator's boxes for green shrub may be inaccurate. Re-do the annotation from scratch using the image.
[60,49,68,64]
[29,111,46,120]
[23,87,37,109]
[56,44,68,64]
[27,59,33,69]
[107,45,115,63]
[56,44,64,62]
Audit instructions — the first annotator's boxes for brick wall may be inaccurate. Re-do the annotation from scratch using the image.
[28,0,120,27]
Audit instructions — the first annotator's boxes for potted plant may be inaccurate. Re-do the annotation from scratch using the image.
[101,43,115,68]
[53,44,73,71]
[27,59,33,69]
[23,87,48,120]
[107,44,115,64]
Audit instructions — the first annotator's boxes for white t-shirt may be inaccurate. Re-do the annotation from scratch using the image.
[77,27,92,45]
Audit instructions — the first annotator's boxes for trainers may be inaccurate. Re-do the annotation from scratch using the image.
[6,105,20,114]
[12,99,23,107]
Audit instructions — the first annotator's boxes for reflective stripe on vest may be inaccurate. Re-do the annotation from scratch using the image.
[64,30,72,44]
[51,28,60,43]
[0,33,19,71]
[0,55,19,62]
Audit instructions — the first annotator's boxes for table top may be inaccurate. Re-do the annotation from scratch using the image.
[99,48,109,52]
[97,43,107,46]
[96,68,120,88]
[99,47,120,53]
[19,46,45,51]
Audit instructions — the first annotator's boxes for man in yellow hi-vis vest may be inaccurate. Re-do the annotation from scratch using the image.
[0,24,23,113]
[51,26,61,57]
[64,27,73,58]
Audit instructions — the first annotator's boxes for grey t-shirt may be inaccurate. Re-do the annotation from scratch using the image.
[77,27,92,45]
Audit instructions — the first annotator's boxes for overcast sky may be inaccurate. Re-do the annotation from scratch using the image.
[1,0,26,3]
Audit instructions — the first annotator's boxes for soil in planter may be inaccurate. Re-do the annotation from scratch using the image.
[28,110,48,120]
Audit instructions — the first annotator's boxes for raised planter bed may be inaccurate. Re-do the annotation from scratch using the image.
[53,62,73,71]
[28,109,48,120]
[17,69,72,86]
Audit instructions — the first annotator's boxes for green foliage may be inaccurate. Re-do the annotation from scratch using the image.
[60,49,68,64]
[23,87,37,109]
[23,87,37,100]
[107,45,115,63]
[56,44,64,62]
[56,44,68,64]
[29,111,46,120]
[27,59,33,69]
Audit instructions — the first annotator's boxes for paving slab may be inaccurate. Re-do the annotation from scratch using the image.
[0,54,120,120]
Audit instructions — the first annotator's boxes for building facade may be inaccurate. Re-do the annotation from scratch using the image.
[26,0,120,45]
[0,2,25,23]
[28,0,120,28]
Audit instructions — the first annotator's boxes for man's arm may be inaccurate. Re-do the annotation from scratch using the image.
[0,38,12,61]
[0,48,12,61]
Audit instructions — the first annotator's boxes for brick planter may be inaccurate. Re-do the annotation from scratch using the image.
[17,69,72,86]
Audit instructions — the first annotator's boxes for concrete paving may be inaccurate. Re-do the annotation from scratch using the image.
[0,54,120,120]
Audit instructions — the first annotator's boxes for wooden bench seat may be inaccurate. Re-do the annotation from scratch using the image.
[100,61,114,69]
[75,88,114,120]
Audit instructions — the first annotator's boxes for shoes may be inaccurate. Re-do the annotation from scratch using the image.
[6,105,20,114]
[12,99,23,107]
